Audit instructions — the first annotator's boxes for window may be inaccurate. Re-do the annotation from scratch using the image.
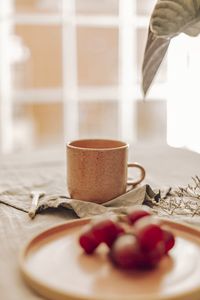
[2,0,193,154]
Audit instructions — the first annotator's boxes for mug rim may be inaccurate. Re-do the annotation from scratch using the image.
[67,139,128,151]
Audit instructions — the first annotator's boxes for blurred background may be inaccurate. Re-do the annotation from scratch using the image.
[0,0,200,154]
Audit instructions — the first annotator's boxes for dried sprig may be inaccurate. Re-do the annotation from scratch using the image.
[148,176,200,217]
[173,176,200,200]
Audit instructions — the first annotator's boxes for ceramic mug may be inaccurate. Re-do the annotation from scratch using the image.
[67,139,145,204]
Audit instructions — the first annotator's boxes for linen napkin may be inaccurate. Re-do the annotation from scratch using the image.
[35,184,157,218]
[25,178,200,227]
[0,183,157,218]
[0,152,159,218]
[1,149,200,226]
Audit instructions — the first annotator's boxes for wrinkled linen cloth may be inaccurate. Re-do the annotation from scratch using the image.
[0,144,200,300]
[1,146,200,224]
[0,181,156,218]
[0,147,157,218]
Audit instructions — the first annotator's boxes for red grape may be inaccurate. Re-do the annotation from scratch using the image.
[163,229,175,254]
[109,234,165,270]
[91,217,124,247]
[109,234,141,269]
[135,217,164,251]
[79,225,99,254]
[136,241,165,269]
[79,215,176,271]
[127,209,151,225]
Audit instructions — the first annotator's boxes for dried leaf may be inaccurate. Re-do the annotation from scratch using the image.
[142,29,170,97]
[142,0,200,96]
[184,19,200,36]
[151,0,200,38]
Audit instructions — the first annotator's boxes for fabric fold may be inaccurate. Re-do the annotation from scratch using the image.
[36,185,157,218]
[1,174,200,226]
[0,184,157,218]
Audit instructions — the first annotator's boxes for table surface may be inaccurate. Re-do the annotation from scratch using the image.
[0,143,200,300]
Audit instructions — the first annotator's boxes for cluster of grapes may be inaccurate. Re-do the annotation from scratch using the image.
[79,209,175,270]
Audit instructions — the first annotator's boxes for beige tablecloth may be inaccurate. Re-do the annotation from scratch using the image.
[0,143,200,300]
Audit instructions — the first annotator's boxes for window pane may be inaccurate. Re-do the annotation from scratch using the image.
[76,0,118,15]
[13,25,62,89]
[77,27,118,86]
[136,0,156,16]
[14,0,61,14]
[79,101,118,139]
[13,102,63,149]
[136,100,167,142]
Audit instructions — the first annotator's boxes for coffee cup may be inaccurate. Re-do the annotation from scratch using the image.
[67,139,145,204]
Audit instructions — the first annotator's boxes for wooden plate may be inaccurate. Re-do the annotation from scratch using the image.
[20,218,200,300]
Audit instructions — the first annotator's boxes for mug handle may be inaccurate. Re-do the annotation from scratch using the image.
[127,163,146,186]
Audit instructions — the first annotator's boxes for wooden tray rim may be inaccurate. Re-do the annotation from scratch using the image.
[19,217,200,300]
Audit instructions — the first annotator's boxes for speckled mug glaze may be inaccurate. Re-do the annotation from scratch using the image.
[67,139,145,204]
